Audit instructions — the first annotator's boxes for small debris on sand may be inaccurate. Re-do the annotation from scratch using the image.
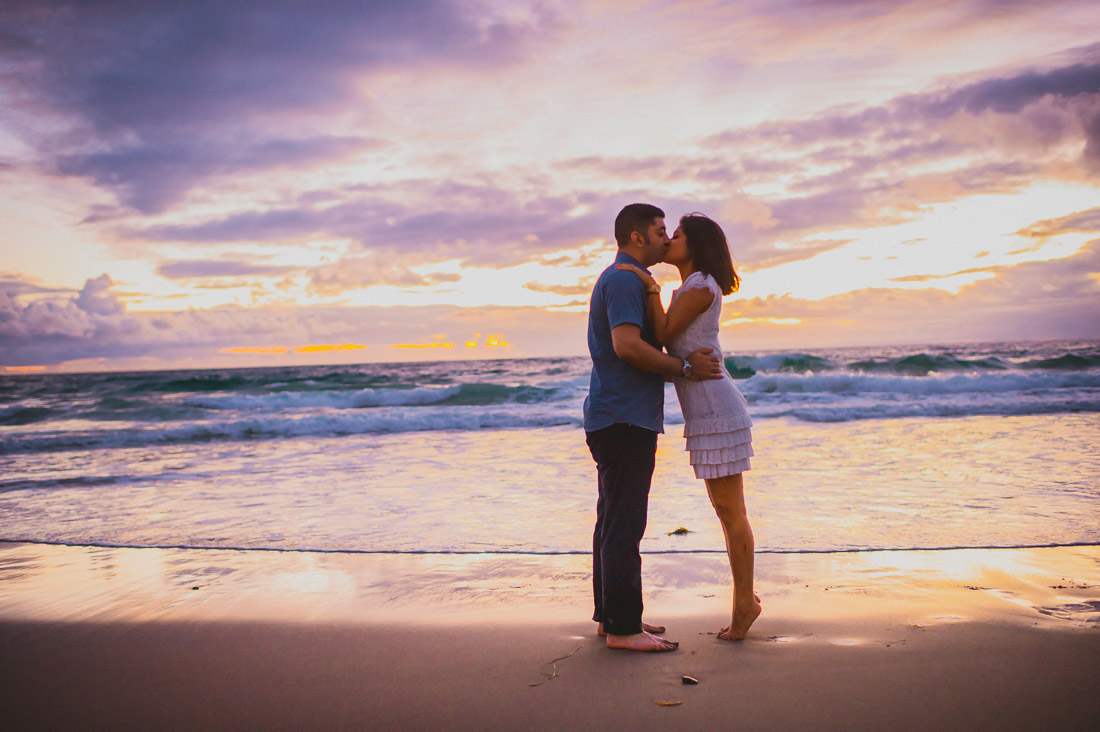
[529,645,583,687]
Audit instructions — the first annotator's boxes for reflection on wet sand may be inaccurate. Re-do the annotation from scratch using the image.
[1,541,1096,630]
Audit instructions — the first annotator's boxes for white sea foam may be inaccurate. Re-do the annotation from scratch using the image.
[0,405,583,453]
[183,385,464,411]
[759,395,1100,422]
[3,342,1098,556]
[2,341,1098,454]
[740,370,1100,396]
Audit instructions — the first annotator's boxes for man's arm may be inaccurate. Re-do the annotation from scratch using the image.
[610,323,723,380]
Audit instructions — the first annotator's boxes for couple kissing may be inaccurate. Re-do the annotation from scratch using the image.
[584,203,759,652]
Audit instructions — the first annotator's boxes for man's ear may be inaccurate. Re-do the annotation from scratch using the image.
[629,229,644,247]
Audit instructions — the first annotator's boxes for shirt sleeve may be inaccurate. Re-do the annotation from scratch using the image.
[680,271,713,294]
[603,270,646,331]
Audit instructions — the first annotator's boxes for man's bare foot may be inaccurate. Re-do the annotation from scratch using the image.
[606,630,679,652]
[597,621,666,636]
[718,600,762,641]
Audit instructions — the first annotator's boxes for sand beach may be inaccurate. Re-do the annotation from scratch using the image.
[2,541,1098,731]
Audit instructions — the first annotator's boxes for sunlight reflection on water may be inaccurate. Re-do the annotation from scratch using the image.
[0,413,1097,554]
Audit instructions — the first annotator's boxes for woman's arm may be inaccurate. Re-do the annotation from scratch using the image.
[615,265,714,345]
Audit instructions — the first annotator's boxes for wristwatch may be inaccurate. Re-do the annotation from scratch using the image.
[646,283,661,295]
[680,359,692,378]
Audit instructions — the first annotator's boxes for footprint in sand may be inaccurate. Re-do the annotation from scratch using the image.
[763,635,796,643]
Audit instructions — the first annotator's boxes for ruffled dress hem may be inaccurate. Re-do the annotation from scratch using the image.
[681,413,753,437]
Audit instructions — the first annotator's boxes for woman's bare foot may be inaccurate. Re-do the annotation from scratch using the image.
[719,593,761,635]
[718,600,762,641]
[597,621,665,636]
[606,630,679,652]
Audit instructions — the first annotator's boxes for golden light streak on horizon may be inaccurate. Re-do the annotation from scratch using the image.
[3,365,46,372]
[391,342,456,350]
[293,343,368,353]
[218,337,509,354]
[220,343,368,356]
[392,333,509,350]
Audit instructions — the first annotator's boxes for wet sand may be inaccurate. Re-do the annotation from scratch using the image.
[1,542,1098,731]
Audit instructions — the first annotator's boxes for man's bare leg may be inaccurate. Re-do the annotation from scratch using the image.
[605,630,678,651]
[597,621,665,636]
[706,473,761,641]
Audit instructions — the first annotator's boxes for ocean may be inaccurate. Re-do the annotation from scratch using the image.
[1,339,1098,556]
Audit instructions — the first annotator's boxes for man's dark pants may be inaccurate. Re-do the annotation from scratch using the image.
[586,423,658,636]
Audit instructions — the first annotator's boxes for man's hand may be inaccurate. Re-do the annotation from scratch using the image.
[687,348,723,380]
[610,325,725,380]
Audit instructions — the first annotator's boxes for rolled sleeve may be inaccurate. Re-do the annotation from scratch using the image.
[603,270,646,331]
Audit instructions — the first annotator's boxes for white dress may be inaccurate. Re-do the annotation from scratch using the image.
[667,271,754,479]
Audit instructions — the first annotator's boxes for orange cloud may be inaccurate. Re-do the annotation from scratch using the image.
[292,343,367,353]
[391,341,455,349]
[3,365,46,372]
[461,334,511,348]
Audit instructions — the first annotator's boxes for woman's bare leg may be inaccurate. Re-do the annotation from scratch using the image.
[706,473,761,640]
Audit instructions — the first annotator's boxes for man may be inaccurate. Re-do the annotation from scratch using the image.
[584,203,723,652]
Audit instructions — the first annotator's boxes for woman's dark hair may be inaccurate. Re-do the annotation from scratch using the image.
[680,213,740,295]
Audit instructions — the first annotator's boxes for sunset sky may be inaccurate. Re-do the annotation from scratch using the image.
[2,0,1099,372]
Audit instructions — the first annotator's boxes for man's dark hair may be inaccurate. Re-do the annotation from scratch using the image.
[614,203,665,248]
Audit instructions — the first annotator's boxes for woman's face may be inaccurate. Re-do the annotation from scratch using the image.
[664,226,691,266]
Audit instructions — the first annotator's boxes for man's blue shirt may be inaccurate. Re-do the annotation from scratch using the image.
[583,251,665,433]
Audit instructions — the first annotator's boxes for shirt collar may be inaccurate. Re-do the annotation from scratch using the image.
[614,250,650,273]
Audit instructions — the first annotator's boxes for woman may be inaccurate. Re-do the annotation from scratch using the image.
[617,212,761,641]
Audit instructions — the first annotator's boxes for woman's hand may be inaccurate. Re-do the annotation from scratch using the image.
[615,263,657,289]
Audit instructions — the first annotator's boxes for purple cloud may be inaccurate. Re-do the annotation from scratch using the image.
[59,136,382,215]
[74,274,124,316]
[923,61,1100,117]
[1,0,564,212]
[156,260,300,279]
[122,183,636,269]
[1018,207,1100,237]
[0,273,587,367]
